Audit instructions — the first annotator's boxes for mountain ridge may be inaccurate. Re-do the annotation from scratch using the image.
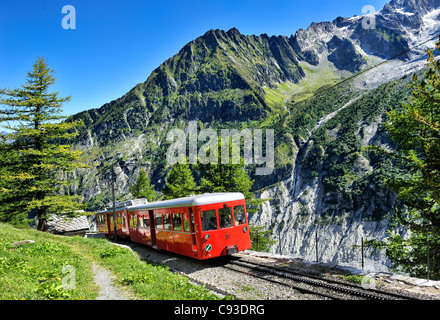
[73,0,440,144]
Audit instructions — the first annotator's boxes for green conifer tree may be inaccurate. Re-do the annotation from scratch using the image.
[129,169,157,201]
[162,158,197,200]
[196,137,263,214]
[249,225,276,252]
[368,39,440,279]
[0,57,88,230]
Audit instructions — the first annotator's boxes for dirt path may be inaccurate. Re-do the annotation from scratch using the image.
[92,263,131,300]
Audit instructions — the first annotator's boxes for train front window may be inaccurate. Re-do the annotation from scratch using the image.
[218,207,233,229]
[201,210,218,231]
[233,205,246,226]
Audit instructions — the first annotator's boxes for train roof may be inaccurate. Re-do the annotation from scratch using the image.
[97,192,245,214]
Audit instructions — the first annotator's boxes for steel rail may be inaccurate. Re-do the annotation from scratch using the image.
[247,259,420,300]
[219,263,343,300]
[231,259,420,300]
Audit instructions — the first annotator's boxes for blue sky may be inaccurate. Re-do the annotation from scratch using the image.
[0,0,389,117]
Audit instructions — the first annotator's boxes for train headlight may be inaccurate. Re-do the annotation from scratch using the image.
[243,226,248,233]
[205,244,212,252]
[204,234,210,240]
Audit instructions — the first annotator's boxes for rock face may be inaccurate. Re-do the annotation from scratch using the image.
[327,36,367,72]
[68,0,440,272]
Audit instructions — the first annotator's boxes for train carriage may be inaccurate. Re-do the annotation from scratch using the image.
[95,193,251,259]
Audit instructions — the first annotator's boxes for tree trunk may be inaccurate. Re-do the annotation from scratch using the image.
[37,218,47,232]
[37,207,48,232]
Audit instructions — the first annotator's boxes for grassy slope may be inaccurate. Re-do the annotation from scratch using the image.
[263,60,341,112]
[0,223,222,300]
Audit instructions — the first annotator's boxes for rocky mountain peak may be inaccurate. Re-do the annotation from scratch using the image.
[73,0,440,149]
[385,0,440,14]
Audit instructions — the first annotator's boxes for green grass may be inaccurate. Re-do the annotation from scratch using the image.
[0,223,224,300]
[336,272,367,285]
[0,223,98,300]
[263,61,341,113]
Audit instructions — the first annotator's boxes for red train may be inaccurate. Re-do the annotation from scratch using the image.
[95,192,251,259]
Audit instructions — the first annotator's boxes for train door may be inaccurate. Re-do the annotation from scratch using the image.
[128,211,139,242]
[96,214,108,233]
[108,213,113,234]
[148,210,156,248]
[171,209,193,257]
[154,211,167,250]
[188,208,198,253]
[121,210,130,237]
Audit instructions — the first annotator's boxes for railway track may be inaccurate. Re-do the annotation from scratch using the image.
[217,258,421,300]
[123,241,434,300]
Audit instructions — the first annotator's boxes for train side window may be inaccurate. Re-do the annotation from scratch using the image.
[201,210,218,231]
[233,205,246,226]
[218,207,233,229]
[189,209,195,233]
[138,215,144,228]
[163,213,171,230]
[143,215,150,228]
[155,214,163,229]
[182,213,190,232]
[172,213,182,231]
